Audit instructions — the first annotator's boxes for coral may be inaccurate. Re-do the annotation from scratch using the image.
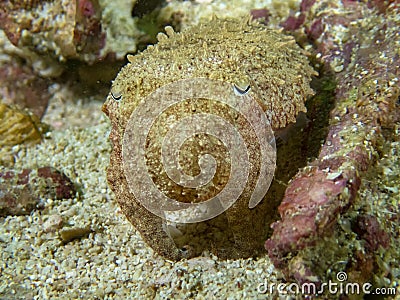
[103,17,315,260]
[265,0,400,289]
[0,0,161,113]
[74,0,104,55]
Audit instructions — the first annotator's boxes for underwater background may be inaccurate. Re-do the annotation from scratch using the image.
[0,0,399,299]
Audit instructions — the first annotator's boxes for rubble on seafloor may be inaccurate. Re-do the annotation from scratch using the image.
[0,166,76,216]
[0,0,159,166]
[1,0,103,64]
[265,0,400,292]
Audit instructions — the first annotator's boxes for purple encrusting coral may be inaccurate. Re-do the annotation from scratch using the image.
[265,0,400,288]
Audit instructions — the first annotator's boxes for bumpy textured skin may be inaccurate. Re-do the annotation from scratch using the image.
[103,17,315,260]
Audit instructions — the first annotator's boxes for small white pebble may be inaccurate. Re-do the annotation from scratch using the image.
[43,215,63,232]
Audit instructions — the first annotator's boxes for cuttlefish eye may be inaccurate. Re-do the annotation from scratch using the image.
[111,88,122,101]
[233,81,251,96]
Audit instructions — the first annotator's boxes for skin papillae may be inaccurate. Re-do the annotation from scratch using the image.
[103,17,316,260]
[265,0,400,287]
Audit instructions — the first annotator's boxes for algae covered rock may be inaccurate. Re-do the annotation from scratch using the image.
[0,167,76,216]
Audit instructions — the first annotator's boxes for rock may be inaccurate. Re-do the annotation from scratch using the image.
[0,183,42,216]
[0,167,76,216]
[265,0,400,287]
[0,0,104,63]
[59,227,91,243]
